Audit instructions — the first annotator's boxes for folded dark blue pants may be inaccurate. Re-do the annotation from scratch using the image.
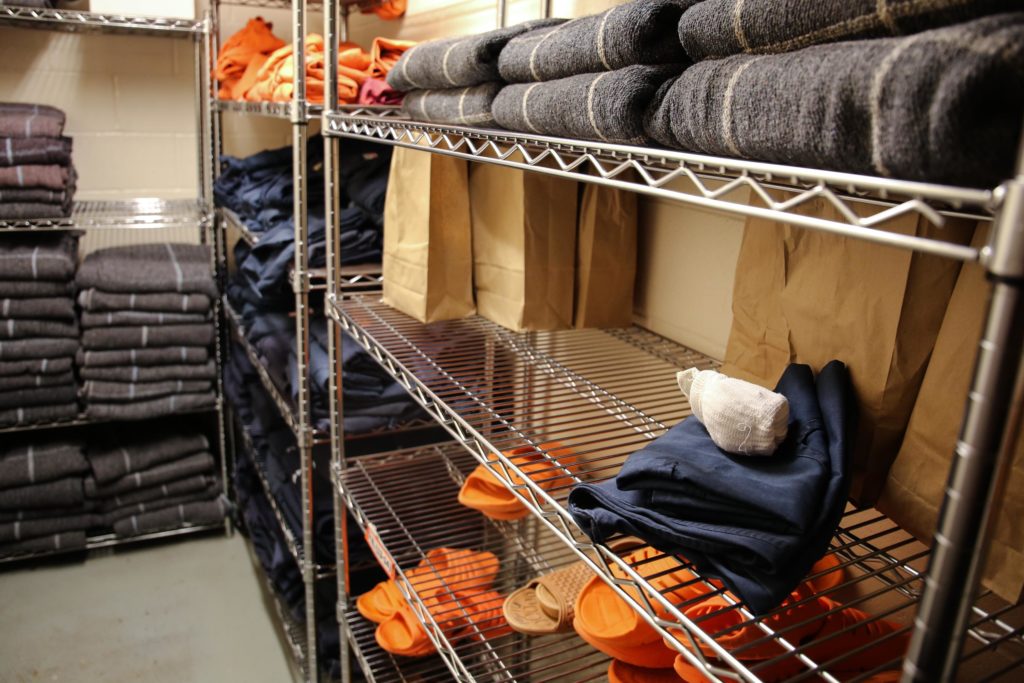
[567,361,854,614]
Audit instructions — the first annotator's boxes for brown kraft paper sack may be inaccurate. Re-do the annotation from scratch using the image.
[719,191,974,504]
[575,184,638,329]
[382,147,475,323]
[469,164,577,331]
[879,224,1024,604]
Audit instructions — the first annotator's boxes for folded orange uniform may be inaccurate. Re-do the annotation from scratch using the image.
[363,0,406,20]
[370,36,416,79]
[214,17,285,99]
[243,34,373,105]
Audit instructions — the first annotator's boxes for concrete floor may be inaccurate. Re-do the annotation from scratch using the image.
[0,532,299,683]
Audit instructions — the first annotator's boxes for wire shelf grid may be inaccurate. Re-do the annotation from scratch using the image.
[0,199,208,231]
[0,5,204,35]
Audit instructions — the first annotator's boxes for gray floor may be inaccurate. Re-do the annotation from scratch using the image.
[0,532,299,683]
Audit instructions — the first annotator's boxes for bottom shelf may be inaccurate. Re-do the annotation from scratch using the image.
[344,607,452,683]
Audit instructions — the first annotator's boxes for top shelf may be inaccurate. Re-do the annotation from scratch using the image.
[323,106,999,263]
[0,5,204,36]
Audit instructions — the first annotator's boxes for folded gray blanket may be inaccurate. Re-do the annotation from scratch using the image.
[0,441,88,489]
[0,136,72,167]
[84,392,216,422]
[81,310,210,328]
[0,279,72,298]
[87,431,209,484]
[386,19,565,91]
[0,356,72,377]
[0,337,78,360]
[0,102,65,139]
[77,346,210,368]
[678,0,1020,61]
[0,531,87,558]
[103,486,219,525]
[0,202,69,219]
[645,13,1024,187]
[0,513,100,544]
[0,476,83,510]
[78,288,212,314]
[79,360,217,382]
[0,164,71,190]
[102,474,217,508]
[494,65,683,144]
[0,296,75,320]
[0,187,70,204]
[0,501,98,522]
[402,84,503,127]
[85,451,215,499]
[81,323,215,350]
[498,0,697,83]
[0,232,76,281]
[76,243,217,297]
[0,318,78,339]
[0,370,74,391]
[113,497,226,538]
[0,402,78,428]
[82,379,214,403]
[0,384,77,409]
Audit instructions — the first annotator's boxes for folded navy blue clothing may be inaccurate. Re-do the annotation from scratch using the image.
[568,361,854,615]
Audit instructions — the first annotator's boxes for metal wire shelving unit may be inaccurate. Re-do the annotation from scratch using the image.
[0,5,204,36]
[0,199,208,231]
[319,2,1024,681]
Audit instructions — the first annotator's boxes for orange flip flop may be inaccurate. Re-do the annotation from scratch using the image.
[803,597,910,673]
[608,659,683,682]
[375,605,436,657]
[458,442,578,520]
[376,588,510,658]
[357,579,406,624]
[807,552,845,594]
[575,617,679,669]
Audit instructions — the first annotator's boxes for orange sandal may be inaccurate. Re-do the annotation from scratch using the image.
[458,442,578,520]
[609,659,684,682]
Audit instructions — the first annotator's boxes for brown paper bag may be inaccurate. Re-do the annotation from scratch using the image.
[720,192,974,504]
[382,147,475,323]
[879,225,1024,603]
[574,184,638,329]
[469,164,577,331]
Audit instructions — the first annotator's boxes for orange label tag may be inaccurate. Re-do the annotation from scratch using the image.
[364,522,396,579]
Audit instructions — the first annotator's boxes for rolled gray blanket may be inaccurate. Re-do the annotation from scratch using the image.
[402,84,503,127]
[0,513,100,544]
[77,346,210,368]
[76,243,217,297]
[498,0,697,83]
[0,337,78,360]
[0,476,83,510]
[0,296,75,320]
[0,356,73,377]
[0,441,88,488]
[0,370,74,391]
[0,384,77,409]
[646,13,1024,187]
[494,65,683,144]
[84,392,217,422]
[84,451,216,499]
[113,498,227,538]
[678,0,1020,61]
[386,19,565,91]
[81,310,210,328]
[0,136,72,167]
[0,280,72,298]
[102,474,217,508]
[103,486,220,525]
[79,360,217,382]
[0,202,69,219]
[87,431,209,484]
[0,318,78,339]
[78,288,212,314]
[0,403,78,428]
[0,233,77,281]
[0,103,65,139]
[81,323,215,350]
[81,379,213,403]
[0,164,71,190]
[0,531,87,558]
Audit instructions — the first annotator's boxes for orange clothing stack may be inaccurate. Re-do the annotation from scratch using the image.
[213,17,286,100]
[370,37,416,79]
[362,0,407,20]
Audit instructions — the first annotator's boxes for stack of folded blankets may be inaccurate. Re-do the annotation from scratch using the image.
[84,424,225,539]
[0,102,77,220]
[213,17,410,106]
[0,233,80,427]
[0,437,93,559]
[75,243,218,421]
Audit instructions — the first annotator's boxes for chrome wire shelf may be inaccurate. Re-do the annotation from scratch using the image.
[0,5,204,35]
[344,607,454,683]
[323,108,997,262]
[215,99,321,121]
[336,444,615,683]
[327,294,1024,683]
[0,402,222,436]
[0,199,208,231]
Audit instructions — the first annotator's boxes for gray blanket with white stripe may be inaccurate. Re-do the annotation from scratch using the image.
[76,243,216,296]
[104,487,220,525]
[0,369,74,391]
[0,318,78,339]
[498,0,697,83]
[0,513,99,544]
[113,498,226,538]
[77,346,210,368]
[401,84,503,128]
[81,310,210,328]
[84,451,215,499]
[386,19,565,91]
[81,379,213,403]
[0,403,78,428]
[81,323,215,350]
[0,136,72,167]
[0,102,65,139]
[0,476,83,510]
[493,65,683,144]
[0,337,77,360]
[0,279,72,298]
[101,474,217,509]
[0,296,75,320]
[0,356,72,377]
[0,384,77,409]
[0,531,86,557]
[84,392,216,422]
[0,441,88,489]
[678,0,1020,61]
[79,360,217,382]
[78,288,212,314]
[87,431,209,484]
[0,233,76,281]
[645,13,1024,187]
